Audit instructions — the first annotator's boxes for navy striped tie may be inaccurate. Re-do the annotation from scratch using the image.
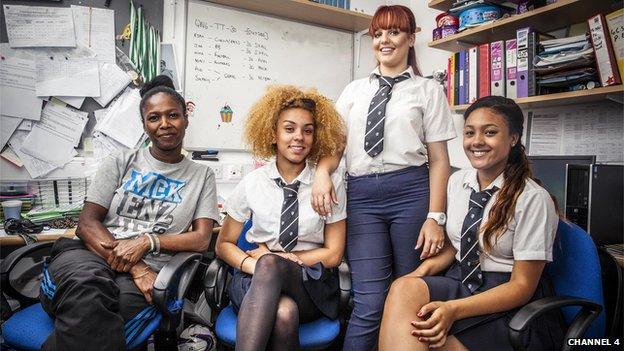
[364,72,411,157]
[460,187,498,293]
[275,179,300,252]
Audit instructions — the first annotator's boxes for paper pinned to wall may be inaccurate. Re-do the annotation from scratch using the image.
[3,5,76,48]
[8,131,58,178]
[0,56,43,120]
[28,102,89,148]
[35,58,100,97]
[17,120,32,131]
[56,96,86,109]
[0,43,95,61]
[94,63,132,107]
[95,88,144,148]
[0,115,22,150]
[528,104,624,162]
[71,5,115,63]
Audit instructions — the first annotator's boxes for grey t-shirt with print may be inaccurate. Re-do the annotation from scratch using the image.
[86,148,219,271]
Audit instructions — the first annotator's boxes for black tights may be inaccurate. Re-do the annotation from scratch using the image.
[236,254,321,351]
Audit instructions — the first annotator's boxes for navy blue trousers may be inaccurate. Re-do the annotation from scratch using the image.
[343,166,430,351]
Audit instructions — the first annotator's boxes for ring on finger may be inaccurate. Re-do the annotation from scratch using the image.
[436,244,444,250]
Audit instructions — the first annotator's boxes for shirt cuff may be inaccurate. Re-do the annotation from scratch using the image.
[513,250,553,262]
[425,131,457,143]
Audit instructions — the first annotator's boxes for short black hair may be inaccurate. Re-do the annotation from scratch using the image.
[139,75,186,118]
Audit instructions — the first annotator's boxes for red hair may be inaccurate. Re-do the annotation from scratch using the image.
[369,5,421,76]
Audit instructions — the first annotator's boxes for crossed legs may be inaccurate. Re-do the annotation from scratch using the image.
[236,254,320,351]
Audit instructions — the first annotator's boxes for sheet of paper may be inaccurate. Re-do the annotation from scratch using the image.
[528,111,563,155]
[93,107,111,124]
[35,58,100,97]
[96,88,144,148]
[94,63,132,107]
[0,56,43,120]
[0,43,95,61]
[3,5,76,48]
[56,96,86,109]
[8,131,58,178]
[71,6,115,63]
[92,130,129,162]
[0,115,22,149]
[17,120,32,131]
[28,103,88,147]
[528,105,624,162]
[0,147,23,167]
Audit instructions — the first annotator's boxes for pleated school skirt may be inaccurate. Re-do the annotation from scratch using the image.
[421,263,566,351]
[228,260,340,320]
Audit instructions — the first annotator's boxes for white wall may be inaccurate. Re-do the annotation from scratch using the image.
[410,0,471,169]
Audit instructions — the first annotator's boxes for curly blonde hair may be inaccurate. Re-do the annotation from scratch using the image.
[244,85,346,162]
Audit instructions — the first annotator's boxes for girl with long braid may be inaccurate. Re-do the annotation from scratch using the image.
[379,96,565,351]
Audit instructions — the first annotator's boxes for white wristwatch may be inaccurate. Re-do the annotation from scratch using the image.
[427,212,447,226]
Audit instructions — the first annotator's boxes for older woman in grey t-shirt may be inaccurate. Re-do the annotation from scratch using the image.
[38,76,219,350]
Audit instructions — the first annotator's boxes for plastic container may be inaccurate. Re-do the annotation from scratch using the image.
[2,200,23,221]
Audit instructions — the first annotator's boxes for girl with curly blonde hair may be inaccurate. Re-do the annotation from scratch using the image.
[215,85,347,350]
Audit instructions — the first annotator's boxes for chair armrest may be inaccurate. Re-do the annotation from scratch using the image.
[338,260,352,311]
[152,252,202,331]
[508,296,602,351]
[203,258,229,311]
[0,242,53,303]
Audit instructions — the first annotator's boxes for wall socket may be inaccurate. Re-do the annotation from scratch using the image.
[228,164,243,180]
[211,164,223,179]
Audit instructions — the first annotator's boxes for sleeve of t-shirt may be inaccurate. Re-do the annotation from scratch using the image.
[326,168,347,223]
[85,152,124,209]
[335,82,354,123]
[192,168,220,223]
[423,80,457,143]
[512,188,558,261]
[224,177,251,223]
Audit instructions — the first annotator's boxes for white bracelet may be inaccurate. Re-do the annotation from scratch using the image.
[144,233,155,252]
[151,234,160,255]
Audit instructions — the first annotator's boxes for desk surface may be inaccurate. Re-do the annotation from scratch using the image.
[0,227,221,246]
[0,228,76,246]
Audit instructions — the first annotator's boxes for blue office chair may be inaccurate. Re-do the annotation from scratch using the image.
[509,220,606,351]
[1,241,202,350]
[204,221,352,350]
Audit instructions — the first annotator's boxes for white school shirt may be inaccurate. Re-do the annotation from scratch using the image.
[335,66,456,177]
[225,161,347,252]
[446,169,558,273]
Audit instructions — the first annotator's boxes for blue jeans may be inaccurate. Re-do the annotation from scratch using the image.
[343,165,430,351]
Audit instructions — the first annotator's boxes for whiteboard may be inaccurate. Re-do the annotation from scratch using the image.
[183,1,353,150]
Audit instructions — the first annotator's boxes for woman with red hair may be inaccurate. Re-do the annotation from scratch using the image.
[311,5,455,350]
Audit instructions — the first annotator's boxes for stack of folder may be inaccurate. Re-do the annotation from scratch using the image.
[535,34,598,93]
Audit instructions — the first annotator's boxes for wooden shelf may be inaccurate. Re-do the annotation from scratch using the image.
[206,0,372,32]
[428,0,513,12]
[449,85,624,111]
[428,0,619,52]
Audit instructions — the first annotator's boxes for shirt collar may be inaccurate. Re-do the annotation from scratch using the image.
[266,160,313,185]
[462,169,505,192]
[368,66,415,82]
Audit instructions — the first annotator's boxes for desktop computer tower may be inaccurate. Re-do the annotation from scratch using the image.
[565,164,623,245]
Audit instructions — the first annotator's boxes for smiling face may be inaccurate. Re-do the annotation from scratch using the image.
[142,92,188,154]
[463,107,519,181]
[273,107,315,168]
[372,28,413,75]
